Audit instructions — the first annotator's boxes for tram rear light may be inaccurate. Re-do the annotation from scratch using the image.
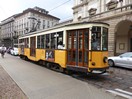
[103,57,108,63]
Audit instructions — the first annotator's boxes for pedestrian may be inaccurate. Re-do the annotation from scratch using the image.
[1,45,6,58]
[57,41,64,49]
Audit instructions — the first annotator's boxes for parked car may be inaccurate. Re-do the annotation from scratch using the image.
[108,52,132,69]
[10,47,19,56]
[7,47,13,54]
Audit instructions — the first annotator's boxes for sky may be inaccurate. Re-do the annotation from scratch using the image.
[0,0,73,22]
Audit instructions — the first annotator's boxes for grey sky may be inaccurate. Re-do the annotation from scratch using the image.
[0,0,73,22]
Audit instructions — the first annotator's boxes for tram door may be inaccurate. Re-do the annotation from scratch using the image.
[30,36,36,57]
[67,29,89,67]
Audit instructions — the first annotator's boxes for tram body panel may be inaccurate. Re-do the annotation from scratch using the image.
[89,51,108,69]
[24,48,30,57]
[19,48,30,58]
[28,56,36,61]
[55,50,67,68]
[26,49,46,62]
[36,49,46,61]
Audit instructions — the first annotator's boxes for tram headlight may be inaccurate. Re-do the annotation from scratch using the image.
[91,62,96,66]
[103,57,108,63]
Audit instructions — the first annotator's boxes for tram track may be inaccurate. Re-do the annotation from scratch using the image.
[67,67,132,98]
[67,67,132,93]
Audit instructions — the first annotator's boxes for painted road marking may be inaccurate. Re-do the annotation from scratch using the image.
[115,88,132,96]
[106,88,132,99]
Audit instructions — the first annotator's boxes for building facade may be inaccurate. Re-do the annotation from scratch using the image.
[1,6,60,47]
[0,15,15,47]
[73,0,132,56]
[0,24,2,46]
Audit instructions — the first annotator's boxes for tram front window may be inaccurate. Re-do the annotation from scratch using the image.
[102,27,108,51]
[91,27,101,50]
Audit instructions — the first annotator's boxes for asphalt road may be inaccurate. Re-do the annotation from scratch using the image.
[0,54,127,99]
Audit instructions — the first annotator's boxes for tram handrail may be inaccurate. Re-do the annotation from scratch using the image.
[90,51,92,62]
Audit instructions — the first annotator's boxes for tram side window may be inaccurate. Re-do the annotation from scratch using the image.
[57,32,63,49]
[37,36,41,48]
[24,38,29,48]
[102,27,108,51]
[19,39,24,47]
[37,35,45,49]
[41,35,45,49]
[46,34,50,49]
[19,39,24,48]
[51,33,56,49]
[67,31,72,49]
[84,30,89,49]
[19,39,24,54]
[91,26,101,50]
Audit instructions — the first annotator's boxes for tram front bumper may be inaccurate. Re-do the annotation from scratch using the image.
[88,67,109,74]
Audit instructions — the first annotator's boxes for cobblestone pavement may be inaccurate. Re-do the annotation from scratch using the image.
[0,65,28,99]
[71,67,132,92]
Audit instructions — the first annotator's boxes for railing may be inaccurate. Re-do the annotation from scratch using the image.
[83,4,132,21]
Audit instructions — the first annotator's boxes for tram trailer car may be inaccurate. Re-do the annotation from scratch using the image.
[18,22,109,74]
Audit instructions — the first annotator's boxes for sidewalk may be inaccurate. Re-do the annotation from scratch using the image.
[0,65,28,99]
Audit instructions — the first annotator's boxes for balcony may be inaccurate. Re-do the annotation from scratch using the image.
[83,4,132,21]
[88,8,97,16]
[106,0,118,10]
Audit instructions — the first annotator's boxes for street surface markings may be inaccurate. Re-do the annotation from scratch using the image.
[106,88,132,99]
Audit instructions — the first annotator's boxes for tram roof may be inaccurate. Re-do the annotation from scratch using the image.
[65,21,109,26]
[19,21,109,38]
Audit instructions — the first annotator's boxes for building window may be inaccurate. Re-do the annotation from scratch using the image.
[37,19,41,29]
[43,20,45,29]
[47,21,50,28]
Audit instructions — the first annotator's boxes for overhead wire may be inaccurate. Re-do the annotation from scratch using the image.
[49,0,72,12]
[48,0,108,21]
[48,0,73,21]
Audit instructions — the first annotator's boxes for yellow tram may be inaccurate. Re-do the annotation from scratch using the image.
[18,22,109,74]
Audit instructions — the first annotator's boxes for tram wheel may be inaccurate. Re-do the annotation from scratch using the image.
[46,62,51,68]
